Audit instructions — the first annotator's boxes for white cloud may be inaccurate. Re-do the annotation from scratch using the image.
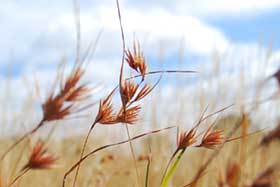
[126,0,280,18]
[48,6,229,57]
[0,1,231,71]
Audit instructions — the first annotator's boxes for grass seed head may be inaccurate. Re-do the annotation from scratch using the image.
[177,128,197,150]
[198,128,224,149]
[42,66,90,121]
[116,105,141,125]
[23,141,57,170]
[120,80,139,106]
[125,41,147,80]
[95,93,117,125]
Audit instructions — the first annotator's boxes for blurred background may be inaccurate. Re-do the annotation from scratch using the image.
[2,1,280,187]
[0,0,280,138]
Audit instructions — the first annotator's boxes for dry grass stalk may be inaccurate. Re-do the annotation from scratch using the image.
[218,161,240,187]
[62,126,175,187]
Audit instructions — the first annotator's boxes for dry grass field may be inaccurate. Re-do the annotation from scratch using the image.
[1,115,280,187]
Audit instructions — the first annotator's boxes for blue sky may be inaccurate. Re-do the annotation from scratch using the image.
[1,0,280,108]
[208,10,280,47]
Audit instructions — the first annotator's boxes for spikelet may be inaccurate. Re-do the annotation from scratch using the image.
[42,66,90,121]
[95,90,117,125]
[116,105,141,125]
[22,141,57,170]
[198,127,224,149]
[120,80,139,106]
[125,41,147,80]
[177,128,197,150]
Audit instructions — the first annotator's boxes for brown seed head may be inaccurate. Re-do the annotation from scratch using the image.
[116,105,141,125]
[198,128,224,149]
[42,95,73,121]
[42,67,90,121]
[177,128,197,150]
[23,141,57,170]
[62,67,85,94]
[95,92,117,125]
[125,41,147,80]
[120,81,139,106]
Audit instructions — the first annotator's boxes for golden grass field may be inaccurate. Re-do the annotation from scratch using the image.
[1,113,280,187]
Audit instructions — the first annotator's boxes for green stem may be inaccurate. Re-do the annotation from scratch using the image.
[160,149,186,187]
[145,158,151,187]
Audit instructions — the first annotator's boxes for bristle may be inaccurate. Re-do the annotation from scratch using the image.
[134,84,152,102]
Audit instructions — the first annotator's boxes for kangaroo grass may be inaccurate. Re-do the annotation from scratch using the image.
[181,113,267,187]
[1,65,90,161]
[71,1,197,185]
[160,104,234,187]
